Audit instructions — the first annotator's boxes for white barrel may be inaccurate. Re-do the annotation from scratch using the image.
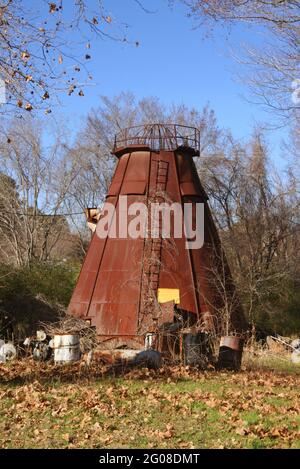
[54,334,81,363]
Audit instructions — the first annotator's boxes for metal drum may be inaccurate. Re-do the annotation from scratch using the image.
[54,334,81,364]
[218,336,244,371]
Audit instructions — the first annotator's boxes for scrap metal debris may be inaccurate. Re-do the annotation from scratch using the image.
[266,335,300,364]
[0,342,17,362]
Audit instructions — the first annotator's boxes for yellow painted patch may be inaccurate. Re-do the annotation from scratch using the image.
[157,288,180,304]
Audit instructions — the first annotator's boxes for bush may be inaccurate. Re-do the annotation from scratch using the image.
[0,261,80,340]
[251,279,300,336]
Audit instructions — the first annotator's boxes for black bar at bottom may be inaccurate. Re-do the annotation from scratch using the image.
[0,448,295,466]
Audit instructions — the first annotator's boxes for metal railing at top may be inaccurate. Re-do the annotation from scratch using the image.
[113,123,200,153]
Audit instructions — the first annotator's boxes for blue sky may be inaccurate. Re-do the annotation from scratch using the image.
[54,0,288,166]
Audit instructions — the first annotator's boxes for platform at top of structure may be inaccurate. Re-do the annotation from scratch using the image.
[113,123,200,155]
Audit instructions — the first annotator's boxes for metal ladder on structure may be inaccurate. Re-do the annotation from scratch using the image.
[138,159,169,333]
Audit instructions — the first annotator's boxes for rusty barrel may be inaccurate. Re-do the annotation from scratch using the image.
[218,336,244,371]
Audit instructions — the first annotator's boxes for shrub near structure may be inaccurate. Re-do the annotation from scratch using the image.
[0,262,80,339]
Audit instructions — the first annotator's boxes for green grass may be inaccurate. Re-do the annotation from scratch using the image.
[0,360,299,449]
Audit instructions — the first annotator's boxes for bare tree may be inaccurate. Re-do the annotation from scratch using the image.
[198,243,246,337]
[200,128,300,330]
[0,1,144,113]
[181,0,300,119]
[0,117,79,264]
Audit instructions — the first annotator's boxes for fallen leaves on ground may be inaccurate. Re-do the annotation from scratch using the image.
[0,360,299,448]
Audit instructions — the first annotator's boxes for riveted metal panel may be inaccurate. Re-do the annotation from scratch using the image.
[121,181,147,195]
[156,150,199,318]
[67,197,118,318]
[124,151,150,181]
[180,182,199,196]
[119,151,150,195]
[176,151,208,200]
[87,182,148,335]
[107,153,130,196]
[91,303,139,335]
